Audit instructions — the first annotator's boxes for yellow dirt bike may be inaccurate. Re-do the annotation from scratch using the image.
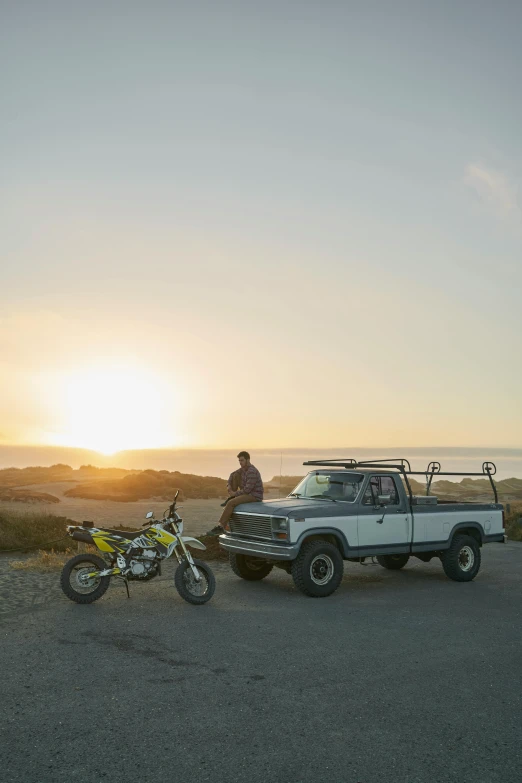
[60,492,215,605]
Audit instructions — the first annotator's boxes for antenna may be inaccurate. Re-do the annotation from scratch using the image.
[279,451,283,495]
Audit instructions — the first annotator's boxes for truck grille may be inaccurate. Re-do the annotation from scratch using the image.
[230,513,273,540]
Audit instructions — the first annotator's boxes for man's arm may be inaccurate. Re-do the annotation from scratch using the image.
[227,469,241,496]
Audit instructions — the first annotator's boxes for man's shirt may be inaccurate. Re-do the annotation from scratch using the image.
[227,464,264,501]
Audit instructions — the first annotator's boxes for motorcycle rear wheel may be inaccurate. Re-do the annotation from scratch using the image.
[60,553,110,604]
[174,559,215,605]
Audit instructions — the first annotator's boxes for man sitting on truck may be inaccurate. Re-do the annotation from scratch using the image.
[218,451,264,530]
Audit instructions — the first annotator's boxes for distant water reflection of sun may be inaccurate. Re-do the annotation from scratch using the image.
[49,366,178,455]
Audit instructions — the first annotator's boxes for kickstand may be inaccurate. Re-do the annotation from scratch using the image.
[115,575,130,598]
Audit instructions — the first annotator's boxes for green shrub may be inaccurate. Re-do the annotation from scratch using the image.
[0,510,74,552]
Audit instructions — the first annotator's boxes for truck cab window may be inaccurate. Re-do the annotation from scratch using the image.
[380,476,399,504]
[362,476,400,505]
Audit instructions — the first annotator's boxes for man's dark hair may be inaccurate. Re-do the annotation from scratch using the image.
[237,451,250,460]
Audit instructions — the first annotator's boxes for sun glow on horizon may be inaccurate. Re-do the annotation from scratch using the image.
[47,365,180,455]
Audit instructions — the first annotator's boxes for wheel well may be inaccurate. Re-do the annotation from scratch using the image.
[453,527,482,547]
[300,534,343,554]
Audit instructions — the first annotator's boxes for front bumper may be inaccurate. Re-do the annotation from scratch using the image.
[219,533,298,561]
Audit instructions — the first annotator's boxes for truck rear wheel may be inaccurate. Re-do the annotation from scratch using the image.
[376,554,409,570]
[441,535,481,582]
[229,554,273,581]
[291,540,343,597]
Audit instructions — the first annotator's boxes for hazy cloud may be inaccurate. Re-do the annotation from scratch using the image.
[464,163,521,223]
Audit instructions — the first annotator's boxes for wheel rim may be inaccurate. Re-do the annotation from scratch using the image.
[310,554,334,585]
[183,566,210,597]
[458,545,475,572]
[70,563,101,594]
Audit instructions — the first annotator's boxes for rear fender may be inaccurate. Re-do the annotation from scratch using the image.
[449,523,484,547]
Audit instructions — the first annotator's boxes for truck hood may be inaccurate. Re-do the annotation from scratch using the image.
[234,497,354,519]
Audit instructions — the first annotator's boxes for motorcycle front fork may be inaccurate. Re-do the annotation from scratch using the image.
[173,541,202,582]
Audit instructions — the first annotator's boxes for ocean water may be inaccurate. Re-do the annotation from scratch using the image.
[1,445,521,481]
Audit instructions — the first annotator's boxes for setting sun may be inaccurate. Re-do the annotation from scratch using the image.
[48,365,178,455]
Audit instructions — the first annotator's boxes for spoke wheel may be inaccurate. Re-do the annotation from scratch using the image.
[60,554,111,604]
[174,559,216,605]
[71,565,101,594]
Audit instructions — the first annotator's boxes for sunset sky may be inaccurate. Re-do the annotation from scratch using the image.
[2,1,522,454]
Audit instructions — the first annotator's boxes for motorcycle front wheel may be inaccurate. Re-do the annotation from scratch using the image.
[60,553,110,604]
[174,559,215,605]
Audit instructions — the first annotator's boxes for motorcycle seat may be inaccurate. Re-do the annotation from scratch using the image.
[95,528,146,540]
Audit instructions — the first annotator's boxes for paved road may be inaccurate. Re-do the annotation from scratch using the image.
[1,543,521,783]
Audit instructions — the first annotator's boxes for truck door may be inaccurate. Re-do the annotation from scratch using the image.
[357,475,411,550]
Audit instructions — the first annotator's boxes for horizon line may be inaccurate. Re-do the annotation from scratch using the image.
[1,443,522,453]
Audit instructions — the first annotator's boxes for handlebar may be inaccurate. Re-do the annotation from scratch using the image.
[168,491,180,517]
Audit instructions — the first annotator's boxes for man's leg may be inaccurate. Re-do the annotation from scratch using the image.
[218,494,257,529]
[229,471,241,493]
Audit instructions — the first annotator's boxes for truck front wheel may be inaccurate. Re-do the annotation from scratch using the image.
[376,554,410,570]
[229,554,273,581]
[291,541,344,597]
[441,535,481,582]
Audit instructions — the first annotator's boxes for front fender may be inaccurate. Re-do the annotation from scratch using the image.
[294,527,352,557]
[182,536,206,551]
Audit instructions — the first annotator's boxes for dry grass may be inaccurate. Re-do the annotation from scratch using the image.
[10,548,77,571]
[505,503,522,542]
[8,535,226,574]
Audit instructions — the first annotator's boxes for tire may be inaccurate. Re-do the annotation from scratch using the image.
[376,554,410,570]
[174,559,216,605]
[441,535,481,582]
[291,540,344,597]
[60,554,110,604]
[229,554,273,581]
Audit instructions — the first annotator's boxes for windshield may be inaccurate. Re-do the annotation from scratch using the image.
[290,472,364,502]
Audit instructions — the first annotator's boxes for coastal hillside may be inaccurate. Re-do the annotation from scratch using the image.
[2,463,522,504]
[63,469,227,501]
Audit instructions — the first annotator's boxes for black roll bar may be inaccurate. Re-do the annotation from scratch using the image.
[302,458,499,504]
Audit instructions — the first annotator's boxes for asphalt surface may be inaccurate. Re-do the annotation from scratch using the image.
[1,542,521,783]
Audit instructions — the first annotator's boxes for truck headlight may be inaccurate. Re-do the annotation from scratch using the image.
[271,517,288,539]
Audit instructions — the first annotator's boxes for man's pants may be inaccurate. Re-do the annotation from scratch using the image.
[218,493,258,528]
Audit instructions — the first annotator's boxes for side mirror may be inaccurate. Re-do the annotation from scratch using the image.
[145,511,154,519]
[174,490,179,501]
[377,494,392,507]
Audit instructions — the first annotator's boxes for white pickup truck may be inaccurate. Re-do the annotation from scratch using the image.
[219,458,506,597]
